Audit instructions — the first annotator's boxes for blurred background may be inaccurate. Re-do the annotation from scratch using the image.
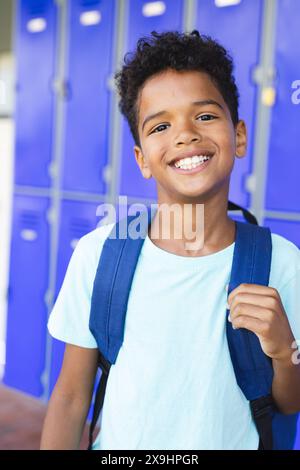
[0,0,299,449]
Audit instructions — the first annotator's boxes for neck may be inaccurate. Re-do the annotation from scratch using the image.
[148,195,236,257]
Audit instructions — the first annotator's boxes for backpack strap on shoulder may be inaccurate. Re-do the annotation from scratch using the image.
[89,211,149,364]
[227,220,275,449]
[87,209,152,449]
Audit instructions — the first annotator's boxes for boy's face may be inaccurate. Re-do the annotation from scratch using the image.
[134,68,247,204]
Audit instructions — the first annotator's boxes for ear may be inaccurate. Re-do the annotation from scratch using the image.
[235,120,247,159]
[134,145,152,179]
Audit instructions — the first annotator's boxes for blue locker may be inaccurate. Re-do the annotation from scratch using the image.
[3,195,50,397]
[195,0,263,209]
[296,420,300,450]
[14,0,57,187]
[62,0,115,193]
[264,217,300,450]
[265,0,300,212]
[264,218,300,248]
[120,0,184,199]
[48,199,104,421]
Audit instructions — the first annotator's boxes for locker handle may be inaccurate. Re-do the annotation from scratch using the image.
[50,78,72,101]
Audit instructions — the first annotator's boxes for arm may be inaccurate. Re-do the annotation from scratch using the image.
[272,350,300,415]
[228,283,300,415]
[40,343,99,449]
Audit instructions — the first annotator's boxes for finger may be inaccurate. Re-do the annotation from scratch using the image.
[228,283,279,305]
[228,292,280,315]
[230,314,268,335]
[229,302,275,323]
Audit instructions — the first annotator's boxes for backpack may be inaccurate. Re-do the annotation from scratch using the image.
[87,201,298,450]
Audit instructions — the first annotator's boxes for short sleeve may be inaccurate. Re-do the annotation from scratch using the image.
[47,223,114,348]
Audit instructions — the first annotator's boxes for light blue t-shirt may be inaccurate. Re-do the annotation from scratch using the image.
[47,222,300,450]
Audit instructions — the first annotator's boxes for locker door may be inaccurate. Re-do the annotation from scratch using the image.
[120,0,184,200]
[48,199,102,421]
[265,0,300,212]
[14,0,57,187]
[195,0,263,208]
[264,217,300,450]
[3,195,50,397]
[62,0,115,193]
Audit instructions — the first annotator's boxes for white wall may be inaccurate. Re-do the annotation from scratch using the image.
[0,53,14,117]
[0,118,14,380]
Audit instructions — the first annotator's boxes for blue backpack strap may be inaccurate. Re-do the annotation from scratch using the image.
[89,213,149,364]
[227,220,299,450]
[227,221,274,398]
[226,220,275,450]
[87,210,151,449]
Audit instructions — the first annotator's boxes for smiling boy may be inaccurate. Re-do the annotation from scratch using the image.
[134,67,241,256]
[41,31,300,450]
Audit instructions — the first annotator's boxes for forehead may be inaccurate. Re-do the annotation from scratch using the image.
[137,69,225,118]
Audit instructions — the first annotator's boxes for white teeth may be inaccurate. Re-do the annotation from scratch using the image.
[174,155,211,169]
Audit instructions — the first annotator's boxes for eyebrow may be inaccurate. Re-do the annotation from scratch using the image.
[141,99,224,132]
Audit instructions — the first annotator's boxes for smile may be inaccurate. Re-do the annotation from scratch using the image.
[170,156,212,175]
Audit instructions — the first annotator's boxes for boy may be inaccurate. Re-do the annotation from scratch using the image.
[40,31,300,450]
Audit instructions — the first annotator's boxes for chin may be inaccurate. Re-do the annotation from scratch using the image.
[175,193,208,204]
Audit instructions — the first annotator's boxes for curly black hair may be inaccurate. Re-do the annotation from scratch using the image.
[114,30,240,148]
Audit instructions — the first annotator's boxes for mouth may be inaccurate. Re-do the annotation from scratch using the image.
[169,154,214,175]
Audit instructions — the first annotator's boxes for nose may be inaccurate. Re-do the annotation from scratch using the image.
[175,125,203,146]
[175,134,202,146]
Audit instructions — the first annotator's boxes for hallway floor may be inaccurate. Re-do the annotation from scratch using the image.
[0,384,96,450]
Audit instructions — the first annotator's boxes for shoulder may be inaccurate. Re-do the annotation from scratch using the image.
[73,222,116,261]
[78,221,116,245]
[269,232,300,288]
[47,222,116,348]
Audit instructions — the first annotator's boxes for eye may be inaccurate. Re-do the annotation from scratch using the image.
[151,124,169,134]
[150,114,216,134]
[197,114,216,121]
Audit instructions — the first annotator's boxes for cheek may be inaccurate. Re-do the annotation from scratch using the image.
[144,140,168,167]
[209,121,235,146]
